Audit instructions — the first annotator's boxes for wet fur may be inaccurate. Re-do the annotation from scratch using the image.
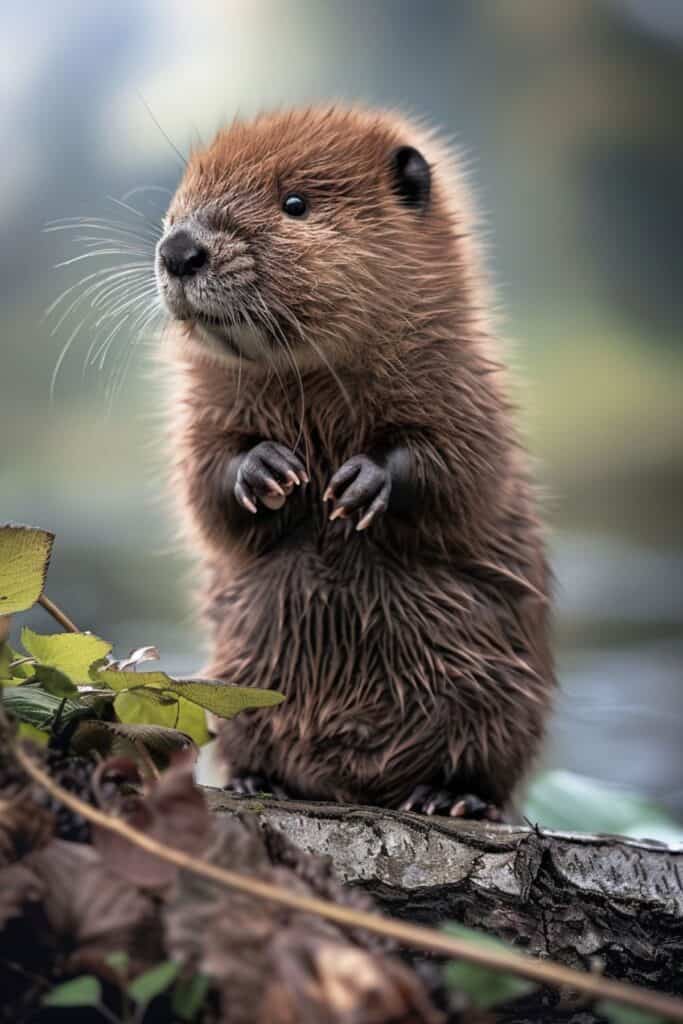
[164,107,555,809]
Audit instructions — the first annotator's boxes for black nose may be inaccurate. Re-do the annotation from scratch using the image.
[159,230,208,278]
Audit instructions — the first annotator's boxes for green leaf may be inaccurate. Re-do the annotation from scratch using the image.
[21,628,111,681]
[172,973,211,1021]
[164,678,285,718]
[4,647,34,680]
[114,688,180,730]
[96,668,284,721]
[30,664,77,698]
[443,924,536,1010]
[597,1001,666,1024]
[127,961,179,1006]
[0,525,54,614]
[524,771,683,844]
[42,975,102,1008]
[0,642,12,678]
[444,923,516,953]
[444,962,534,1009]
[1,685,84,729]
[96,669,171,693]
[175,696,210,745]
[17,721,50,746]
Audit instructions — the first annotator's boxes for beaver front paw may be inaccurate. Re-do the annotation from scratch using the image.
[324,454,391,531]
[400,784,503,821]
[234,441,308,513]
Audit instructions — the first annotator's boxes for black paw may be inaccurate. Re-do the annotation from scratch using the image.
[235,441,308,514]
[324,455,391,531]
[400,784,502,821]
[228,773,288,799]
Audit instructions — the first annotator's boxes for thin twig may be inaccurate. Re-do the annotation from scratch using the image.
[14,746,683,1022]
[38,594,80,634]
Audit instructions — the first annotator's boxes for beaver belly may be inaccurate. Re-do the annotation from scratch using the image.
[208,547,542,806]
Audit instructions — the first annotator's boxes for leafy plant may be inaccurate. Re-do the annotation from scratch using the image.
[42,961,209,1024]
[0,523,284,763]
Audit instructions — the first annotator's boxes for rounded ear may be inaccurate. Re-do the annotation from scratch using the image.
[390,146,431,211]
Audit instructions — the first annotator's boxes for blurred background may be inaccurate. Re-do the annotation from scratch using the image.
[2,1,681,828]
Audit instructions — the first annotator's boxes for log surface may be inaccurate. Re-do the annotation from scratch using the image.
[205,789,683,994]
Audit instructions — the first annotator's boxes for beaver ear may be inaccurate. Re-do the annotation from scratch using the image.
[390,146,431,211]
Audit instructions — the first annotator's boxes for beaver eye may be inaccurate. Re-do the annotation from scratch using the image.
[282,194,308,217]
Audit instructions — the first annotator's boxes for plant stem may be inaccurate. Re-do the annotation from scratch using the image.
[38,594,80,634]
[14,746,683,1023]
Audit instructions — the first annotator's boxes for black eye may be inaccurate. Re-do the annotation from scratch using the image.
[282,194,308,217]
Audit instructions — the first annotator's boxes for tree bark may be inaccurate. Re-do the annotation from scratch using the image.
[205,789,683,994]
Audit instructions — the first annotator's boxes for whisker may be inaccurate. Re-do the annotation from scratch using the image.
[55,248,152,267]
[121,184,173,202]
[46,217,160,246]
[45,263,151,322]
[136,91,188,169]
[106,195,165,236]
[50,316,87,402]
[49,266,152,335]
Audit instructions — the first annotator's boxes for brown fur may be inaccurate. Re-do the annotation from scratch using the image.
[160,107,555,809]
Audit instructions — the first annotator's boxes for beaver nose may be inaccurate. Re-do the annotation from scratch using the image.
[159,230,208,278]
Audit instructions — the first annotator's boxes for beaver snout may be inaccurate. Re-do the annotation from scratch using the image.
[158,229,208,279]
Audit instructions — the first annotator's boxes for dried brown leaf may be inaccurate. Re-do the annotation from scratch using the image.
[0,859,45,929]
[25,840,156,956]
[0,795,54,866]
[92,752,211,888]
[164,817,441,1024]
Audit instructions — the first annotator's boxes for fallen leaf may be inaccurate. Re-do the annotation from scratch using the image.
[93,753,211,888]
[27,839,158,957]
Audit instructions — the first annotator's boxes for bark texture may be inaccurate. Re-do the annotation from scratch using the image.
[205,789,683,994]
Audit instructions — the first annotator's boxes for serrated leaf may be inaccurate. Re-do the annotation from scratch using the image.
[21,628,111,681]
[42,975,102,1008]
[596,1001,666,1024]
[96,668,171,693]
[165,678,285,718]
[71,719,196,765]
[96,668,284,721]
[1,685,85,729]
[172,973,211,1021]
[0,525,54,614]
[127,961,179,1006]
[30,664,77,698]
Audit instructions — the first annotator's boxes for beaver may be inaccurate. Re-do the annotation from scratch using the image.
[155,106,554,818]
